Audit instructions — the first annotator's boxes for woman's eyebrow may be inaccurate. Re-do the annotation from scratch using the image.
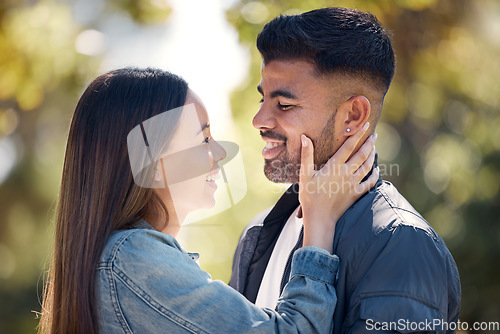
[197,123,210,135]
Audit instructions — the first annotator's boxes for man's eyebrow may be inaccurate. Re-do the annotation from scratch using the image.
[271,89,297,99]
[256,85,297,100]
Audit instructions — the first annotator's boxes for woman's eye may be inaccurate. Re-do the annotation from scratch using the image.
[259,98,264,103]
[278,103,293,111]
[203,136,212,144]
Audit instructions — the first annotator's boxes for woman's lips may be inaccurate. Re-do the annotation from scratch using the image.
[205,168,220,190]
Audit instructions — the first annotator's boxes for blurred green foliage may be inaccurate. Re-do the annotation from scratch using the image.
[226,0,500,327]
[0,0,498,332]
[0,0,171,332]
[0,1,98,332]
[109,0,172,24]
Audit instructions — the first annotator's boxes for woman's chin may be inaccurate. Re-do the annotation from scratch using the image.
[192,194,217,211]
[205,195,217,209]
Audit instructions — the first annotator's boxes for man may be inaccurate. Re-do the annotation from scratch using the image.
[229,7,461,333]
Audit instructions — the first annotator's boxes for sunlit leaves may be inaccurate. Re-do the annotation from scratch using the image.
[0,1,92,112]
[108,0,172,25]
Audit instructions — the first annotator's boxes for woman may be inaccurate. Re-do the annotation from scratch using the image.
[38,67,378,333]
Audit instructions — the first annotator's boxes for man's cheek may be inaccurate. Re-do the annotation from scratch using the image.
[287,139,302,161]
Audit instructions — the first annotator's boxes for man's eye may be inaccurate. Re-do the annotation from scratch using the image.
[259,98,264,103]
[278,103,293,111]
[203,136,212,144]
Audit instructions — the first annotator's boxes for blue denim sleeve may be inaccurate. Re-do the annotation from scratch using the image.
[277,246,339,334]
[98,230,339,334]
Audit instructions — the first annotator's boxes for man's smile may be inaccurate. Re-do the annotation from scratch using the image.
[261,136,286,159]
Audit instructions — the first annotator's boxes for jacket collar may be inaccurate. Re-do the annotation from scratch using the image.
[263,153,381,222]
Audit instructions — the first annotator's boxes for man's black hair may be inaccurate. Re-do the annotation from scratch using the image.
[256,7,395,93]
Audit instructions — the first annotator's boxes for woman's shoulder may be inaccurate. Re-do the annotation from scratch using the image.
[98,222,187,271]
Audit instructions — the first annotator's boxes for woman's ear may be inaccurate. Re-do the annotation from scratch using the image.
[340,95,371,136]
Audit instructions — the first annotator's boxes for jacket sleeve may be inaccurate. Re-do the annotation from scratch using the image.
[108,230,339,334]
[342,226,461,334]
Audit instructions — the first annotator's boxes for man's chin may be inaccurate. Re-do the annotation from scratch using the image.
[265,173,295,184]
[264,160,300,184]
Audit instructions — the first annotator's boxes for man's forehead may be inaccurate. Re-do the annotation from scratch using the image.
[261,59,317,78]
[259,60,337,98]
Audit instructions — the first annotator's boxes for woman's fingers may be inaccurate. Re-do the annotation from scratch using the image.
[330,122,370,165]
[299,134,315,188]
[300,128,378,202]
[352,145,376,183]
[346,133,377,174]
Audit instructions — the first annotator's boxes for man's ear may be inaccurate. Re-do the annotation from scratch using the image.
[339,95,371,136]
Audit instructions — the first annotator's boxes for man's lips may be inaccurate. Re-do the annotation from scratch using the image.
[261,136,285,160]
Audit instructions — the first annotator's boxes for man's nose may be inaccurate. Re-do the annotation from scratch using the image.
[252,104,276,130]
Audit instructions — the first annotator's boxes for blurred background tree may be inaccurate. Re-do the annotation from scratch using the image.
[0,1,97,332]
[0,0,172,332]
[0,0,498,332]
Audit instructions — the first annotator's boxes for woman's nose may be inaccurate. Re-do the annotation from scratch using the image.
[211,139,227,164]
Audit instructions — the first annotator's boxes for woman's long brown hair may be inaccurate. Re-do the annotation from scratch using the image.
[38,68,188,333]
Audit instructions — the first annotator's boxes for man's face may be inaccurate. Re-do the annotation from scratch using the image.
[254,60,345,183]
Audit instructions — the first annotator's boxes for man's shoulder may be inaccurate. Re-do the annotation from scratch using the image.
[349,180,434,231]
[335,182,461,326]
[336,180,444,256]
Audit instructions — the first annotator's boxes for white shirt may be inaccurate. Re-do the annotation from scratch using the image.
[255,207,303,309]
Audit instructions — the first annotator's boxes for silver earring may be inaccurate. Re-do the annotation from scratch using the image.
[346,128,351,133]
[154,172,161,181]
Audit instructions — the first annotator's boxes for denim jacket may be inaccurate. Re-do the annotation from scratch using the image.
[95,220,340,333]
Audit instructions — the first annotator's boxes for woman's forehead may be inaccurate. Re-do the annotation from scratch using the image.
[184,89,210,126]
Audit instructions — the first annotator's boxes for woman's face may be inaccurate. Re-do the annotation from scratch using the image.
[154,89,226,221]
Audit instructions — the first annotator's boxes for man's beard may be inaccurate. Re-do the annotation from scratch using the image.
[264,113,336,183]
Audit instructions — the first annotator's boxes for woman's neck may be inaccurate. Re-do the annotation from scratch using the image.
[143,207,185,238]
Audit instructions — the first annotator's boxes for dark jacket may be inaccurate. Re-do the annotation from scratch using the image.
[229,176,461,333]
